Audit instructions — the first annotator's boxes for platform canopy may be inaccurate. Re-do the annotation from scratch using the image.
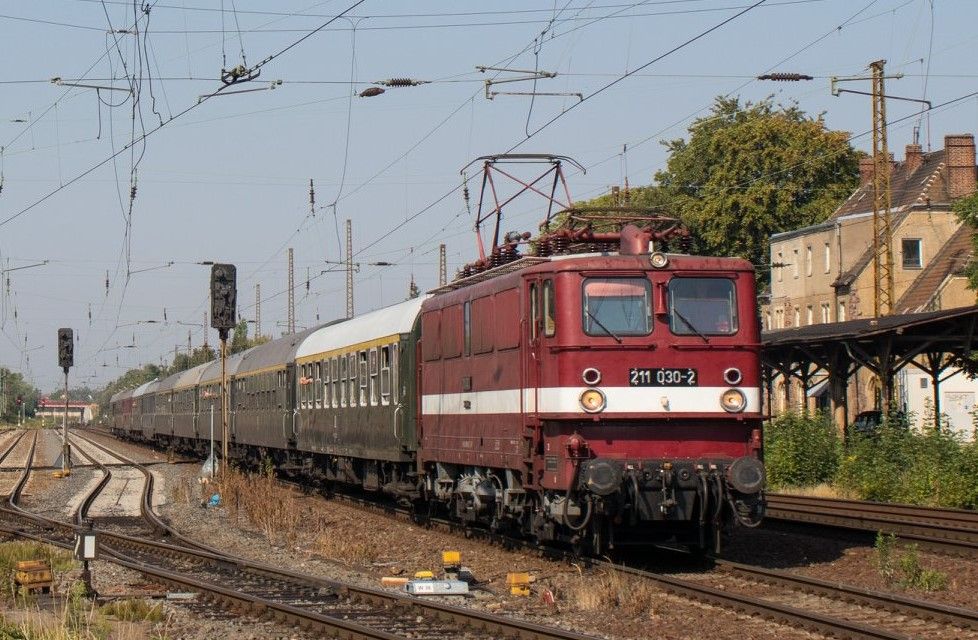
[761,305,978,429]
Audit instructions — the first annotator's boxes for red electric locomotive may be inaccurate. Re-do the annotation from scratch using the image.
[416,156,764,554]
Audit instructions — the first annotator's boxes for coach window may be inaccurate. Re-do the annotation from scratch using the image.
[380,346,392,405]
[314,362,323,409]
[322,359,333,407]
[668,278,738,335]
[332,357,339,408]
[340,356,348,407]
[463,301,471,356]
[359,351,368,405]
[582,277,652,337]
[369,348,379,404]
[529,282,539,340]
[543,279,555,337]
[349,353,358,407]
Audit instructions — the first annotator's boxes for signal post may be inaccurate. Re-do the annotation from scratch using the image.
[210,264,236,477]
[57,328,73,474]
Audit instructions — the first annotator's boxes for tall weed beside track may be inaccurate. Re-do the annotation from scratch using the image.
[217,470,307,546]
[764,411,840,488]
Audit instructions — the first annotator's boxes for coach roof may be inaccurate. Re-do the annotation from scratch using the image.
[296,296,427,359]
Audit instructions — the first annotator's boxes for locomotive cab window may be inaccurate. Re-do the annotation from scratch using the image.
[582,277,652,337]
[668,277,738,335]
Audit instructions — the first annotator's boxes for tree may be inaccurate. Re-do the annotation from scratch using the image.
[953,191,978,289]
[0,368,40,422]
[228,319,269,355]
[578,97,860,270]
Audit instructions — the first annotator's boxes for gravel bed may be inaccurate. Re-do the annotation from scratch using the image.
[21,466,99,520]
[148,459,815,640]
[76,433,978,639]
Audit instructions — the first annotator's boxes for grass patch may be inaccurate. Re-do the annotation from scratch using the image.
[100,598,164,623]
[562,566,659,616]
[216,469,330,547]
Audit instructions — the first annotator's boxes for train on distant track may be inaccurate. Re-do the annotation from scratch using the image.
[109,156,765,554]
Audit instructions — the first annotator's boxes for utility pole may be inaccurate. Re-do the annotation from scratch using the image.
[438,244,447,286]
[870,60,895,317]
[287,248,295,334]
[255,283,261,339]
[831,60,930,317]
[346,220,354,318]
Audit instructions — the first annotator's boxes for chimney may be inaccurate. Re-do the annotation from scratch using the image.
[905,143,923,174]
[945,134,977,199]
[859,157,874,187]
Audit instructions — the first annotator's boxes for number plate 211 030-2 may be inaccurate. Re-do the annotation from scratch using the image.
[629,368,697,386]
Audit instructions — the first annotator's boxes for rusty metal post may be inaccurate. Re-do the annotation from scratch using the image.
[220,335,228,477]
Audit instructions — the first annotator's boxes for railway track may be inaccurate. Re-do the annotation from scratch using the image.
[84,431,978,640]
[766,493,978,557]
[0,430,599,640]
[326,484,978,640]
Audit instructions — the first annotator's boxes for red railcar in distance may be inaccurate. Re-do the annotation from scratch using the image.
[417,226,765,554]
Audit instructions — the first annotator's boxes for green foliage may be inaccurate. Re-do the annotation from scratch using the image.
[0,617,28,639]
[229,319,269,355]
[835,423,978,508]
[953,191,978,289]
[577,97,861,268]
[655,97,861,269]
[763,411,840,487]
[0,368,41,423]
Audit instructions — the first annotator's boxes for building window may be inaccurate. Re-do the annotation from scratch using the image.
[792,249,799,279]
[776,251,783,282]
[920,378,928,389]
[793,306,800,327]
[765,313,771,330]
[821,303,831,323]
[902,238,922,269]
[837,301,846,322]
[805,246,813,277]
[774,309,783,329]
[806,305,814,325]
[824,242,831,273]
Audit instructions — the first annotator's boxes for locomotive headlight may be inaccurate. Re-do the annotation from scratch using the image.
[720,388,746,413]
[649,252,669,268]
[579,388,607,413]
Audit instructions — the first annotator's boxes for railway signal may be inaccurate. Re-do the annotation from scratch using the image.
[210,264,236,476]
[57,328,73,474]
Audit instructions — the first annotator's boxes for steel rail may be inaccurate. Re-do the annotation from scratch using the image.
[766,493,978,557]
[0,430,27,471]
[0,430,597,640]
[86,429,978,640]
[715,559,978,632]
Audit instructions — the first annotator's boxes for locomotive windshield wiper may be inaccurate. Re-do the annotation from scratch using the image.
[672,308,710,344]
[585,309,623,344]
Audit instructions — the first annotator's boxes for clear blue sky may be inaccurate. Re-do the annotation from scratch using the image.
[1,0,976,391]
